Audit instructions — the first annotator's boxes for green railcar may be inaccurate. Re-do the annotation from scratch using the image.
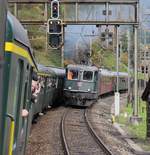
[37,65,56,113]
[1,12,37,155]
[38,65,65,108]
[1,11,65,155]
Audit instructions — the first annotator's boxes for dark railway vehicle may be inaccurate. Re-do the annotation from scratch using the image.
[64,64,128,106]
[1,12,37,155]
[0,1,7,154]
[33,65,65,114]
[0,11,66,155]
[64,64,99,106]
[30,65,56,122]
[38,65,65,107]
[47,66,65,107]
[1,12,65,155]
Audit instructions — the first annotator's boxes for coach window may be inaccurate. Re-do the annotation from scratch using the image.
[83,71,93,81]
[47,78,52,88]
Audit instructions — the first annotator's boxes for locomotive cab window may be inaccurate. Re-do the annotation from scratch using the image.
[94,71,98,81]
[83,71,93,81]
[67,69,78,80]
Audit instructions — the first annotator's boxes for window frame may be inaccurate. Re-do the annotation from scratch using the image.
[82,70,94,82]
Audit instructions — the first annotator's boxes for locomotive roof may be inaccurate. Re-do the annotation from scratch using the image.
[7,12,31,49]
[67,64,98,71]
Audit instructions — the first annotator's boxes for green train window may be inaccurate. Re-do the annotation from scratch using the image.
[83,71,93,81]
[94,71,98,81]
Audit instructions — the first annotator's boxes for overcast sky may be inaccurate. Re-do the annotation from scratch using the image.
[140,0,150,7]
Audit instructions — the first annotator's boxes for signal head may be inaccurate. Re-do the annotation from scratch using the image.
[51,0,59,19]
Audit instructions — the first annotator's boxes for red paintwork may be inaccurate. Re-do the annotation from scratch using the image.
[98,76,115,95]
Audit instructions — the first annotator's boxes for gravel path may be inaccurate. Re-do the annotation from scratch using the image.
[26,107,65,155]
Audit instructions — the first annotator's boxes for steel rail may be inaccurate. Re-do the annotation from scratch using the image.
[60,108,71,155]
[84,108,113,155]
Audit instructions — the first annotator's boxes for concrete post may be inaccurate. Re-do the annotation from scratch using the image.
[116,25,119,93]
[134,25,138,116]
[114,25,120,116]
[130,25,142,124]
[127,30,131,103]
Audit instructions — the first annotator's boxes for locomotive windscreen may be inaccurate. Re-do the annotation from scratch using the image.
[83,71,93,81]
[67,69,79,80]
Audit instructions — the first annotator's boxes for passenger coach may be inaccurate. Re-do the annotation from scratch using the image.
[1,12,37,155]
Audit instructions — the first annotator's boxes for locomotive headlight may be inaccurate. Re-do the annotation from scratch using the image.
[68,86,71,90]
[88,89,90,92]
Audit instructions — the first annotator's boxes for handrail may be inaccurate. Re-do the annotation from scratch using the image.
[6,114,15,155]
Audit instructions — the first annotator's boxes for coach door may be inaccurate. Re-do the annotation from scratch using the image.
[18,63,32,155]
[12,60,24,155]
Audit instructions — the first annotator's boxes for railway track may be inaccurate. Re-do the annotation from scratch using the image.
[85,108,113,155]
[61,107,113,155]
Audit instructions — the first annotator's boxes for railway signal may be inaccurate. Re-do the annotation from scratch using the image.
[101,32,106,41]
[101,31,113,46]
[47,19,62,49]
[48,19,61,34]
[48,34,61,49]
[51,0,59,19]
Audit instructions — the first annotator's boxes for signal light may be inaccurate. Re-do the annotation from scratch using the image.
[51,0,59,19]
[48,19,62,34]
[47,19,62,49]
[109,41,113,45]
[101,32,106,41]
[108,32,113,38]
[101,32,113,42]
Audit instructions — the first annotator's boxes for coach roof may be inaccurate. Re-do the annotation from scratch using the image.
[7,12,31,48]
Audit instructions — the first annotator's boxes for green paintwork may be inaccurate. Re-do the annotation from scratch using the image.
[5,19,13,42]
[64,80,96,92]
